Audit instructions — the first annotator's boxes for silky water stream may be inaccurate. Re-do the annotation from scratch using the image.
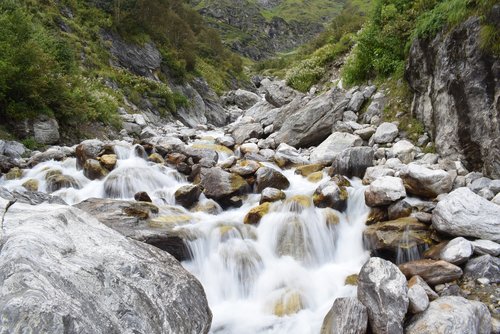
[0,139,370,334]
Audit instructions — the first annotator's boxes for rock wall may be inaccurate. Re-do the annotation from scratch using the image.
[406,15,500,177]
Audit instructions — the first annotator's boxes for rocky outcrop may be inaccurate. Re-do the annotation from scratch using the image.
[320,297,368,334]
[0,199,212,333]
[406,16,500,178]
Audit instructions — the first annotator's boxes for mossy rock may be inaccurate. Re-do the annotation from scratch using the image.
[273,290,304,317]
[345,274,359,286]
[5,167,23,180]
[149,214,192,227]
[244,202,271,225]
[284,195,312,213]
[45,169,63,180]
[148,153,164,164]
[307,171,324,183]
[323,208,340,226]
[331,174,351,187]
[22,179,39,192]
[295,164,324,177]
[366,207,388,225]
[98,154,117,170]
[191,143,233,155]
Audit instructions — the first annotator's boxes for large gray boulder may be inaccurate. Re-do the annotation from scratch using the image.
[406,16,500,178]
[405,296,491,334]
[464,254,500,283]
[331,146,374,178]
[401,164,453,198]
[372,122,398,144]
[232,123,264,144]
[0,199,212,334]
[439,237,473,265]
[365,176,406,207]
[255,167,290,192]
[320,297,368,334]
[33,116,60,144]
[200,167,249,206]
[227,89,261,110]
[262,79,298,107]
[357,257,409,334]
[273,89,348,148]
[432,187,500,242]
[310,132,363,165]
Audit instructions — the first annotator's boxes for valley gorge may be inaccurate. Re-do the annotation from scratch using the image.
[0,0,499,334]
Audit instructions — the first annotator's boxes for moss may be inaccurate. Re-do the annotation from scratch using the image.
[5,167,23,180]
[244,202,271,225]
[307,171,324,183]
[22,179,39,192]
[345,274,359,286]
[273,290,304,317]
[295,164,324,177]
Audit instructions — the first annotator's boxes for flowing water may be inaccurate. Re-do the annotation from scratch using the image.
[0,138,371,334]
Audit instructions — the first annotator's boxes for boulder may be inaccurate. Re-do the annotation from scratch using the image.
[320,297,368,334]
[134,191,152,203]
[464,254,500,283]
[244,202,271,225]
[263,79,297,107]
[357,257,409,334]
[363,166,395,185]
[295,163,324,177]
[191,199,222,215]
[365,176,406,207]
[439,237,473,265]
[354,126,376,140]
[471,239,500,256]
[408,284,429,314]
[408,275,439,301]
[83,159,108,180]
[260,187,286,204]
[331,146,374,178]
[401,164,453,198]
[391,140,416,164]
[0,200,211,334]
[255,167,290,192]
[2,141,25,159]
[215,136,235,148]
[98,154,117,170]
[432,187,500,242]
[399,259,463,285]
[75,140,104,169]
[232,123,264,145]
[405,296,491,334]
[33,116,60,144]
[230,160,261,176]
[22,179,39,192]
[200,167,249,206]
[274,143,308,167]
[231,89,261,109]
[372,122,398,144]
[310,132,363,165]
[175,184,202,209]
[347,91,366,112]
[313,181,348,211]
[4,167,22,180]
[46,174,80,192]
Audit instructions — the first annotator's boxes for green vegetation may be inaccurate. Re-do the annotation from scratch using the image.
[342,0,499,85]
[0,0,244,140]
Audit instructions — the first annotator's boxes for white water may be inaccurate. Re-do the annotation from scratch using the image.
[0,140,371,333]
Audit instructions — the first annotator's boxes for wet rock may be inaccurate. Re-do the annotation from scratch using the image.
[274,143,308,167]
[276,216,307,260]
[405,296,491,334]
[439,237,473,265]
[148,153,164,164]
[363,217,432,261]
[75,139,104,169]
[244,202,271,225]
[320,297,368,334]
[230,160,261,176]
[408,283,429,314]
[372,122,398,144]
[357,257,409,334]
[134,191,152,203]
[182,145,219,164]
[294,163,324,177]
[408,275,439,301]
[83,159,108,180]
[215,136,235,148]
[260,187,286,204]
[365,176,406,207]
[331,146,374,178]
[22,179,39,192]
[191,199,222,215]
[387,199,412,220]
[98,154,117,170]
[4,167,23,180]
[232,123,263,145]
[46,174,80,192]
[310,132,363,165]
[0,200,211,333]
[272,289,304,317]
[255,167,290,192]
[175,184,202,209]
[313,181,348,211]
[307,171,324,183]
[464,254,500,283]
[432,187,500,242]
[471,239,500,256]
[399,259,463,285]
[200,167,249,207]
[401,164,453,198]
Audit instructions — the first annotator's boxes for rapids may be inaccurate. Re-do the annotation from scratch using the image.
[0,138,371,334]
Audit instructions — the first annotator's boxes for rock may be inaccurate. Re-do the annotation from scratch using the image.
[365,176,406,207]
[255,167,290,192]
[0,155,17,173]
[22,179,39,192]
[295,163,324,177]
[83,159,108,180]
[191,199,222,215]
[408,275,439,301]
[3,141,26,159]
[313,181,348,211]
[134,191,152,203]
[230,160,261,176]
[464,254,500,283]
[232,123,264,144]
[408,284,429,314]
[310,132,363,165]
[200,168,249,207]
[439,237,473,265]
[471,239,500,256]
[492,192,500,205]
[244,202,271,225]
[357,257,409,334]
[0,187,66,205]
[320,297,368,334]
[264,79,297,107]
[148,153,164,164]
[343,110,358,122]
[272,289,304,317]
[215,136,235,148]
[75,140,104,169]
[274,143,308,166]
[4,167,22,180]
[273,89,348,148]
[405,296,491,334]
[391,140,416,164]
[231,89,261,109]
[240,143,259,155]
[347,91,366,112]
[331,147,374,178]
[401,164,453,198]
[406,16,500,178]
[0,200,211,333]
[46,174,80,192]
[373,122,398,144]
[432,187,500,242]
[363,217,432,262]
[399,259,463,285]
[363,166,395,185]
[260,187,286,204]
[33,116,60,144]
[354,126,376,140]
[98,154,117,170]
[387,199,412,220]
[175,185,202,209]
[468,176,492,193]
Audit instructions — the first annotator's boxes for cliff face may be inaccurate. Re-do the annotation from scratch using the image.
[406,14,500,178]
